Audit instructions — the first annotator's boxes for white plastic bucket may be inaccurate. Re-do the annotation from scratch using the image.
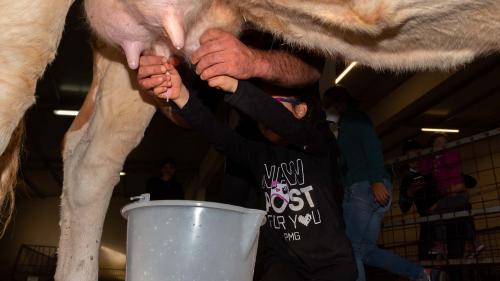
[121,197,266,281]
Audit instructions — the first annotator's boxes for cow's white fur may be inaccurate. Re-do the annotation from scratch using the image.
[0,0,75,236]
[0,0,499,280]
[0,0,74,153]
[233,0,500,70]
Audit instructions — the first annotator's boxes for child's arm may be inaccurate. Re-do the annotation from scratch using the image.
[156,63,189,108]
[210,78,328,155]
[156,65,264,168]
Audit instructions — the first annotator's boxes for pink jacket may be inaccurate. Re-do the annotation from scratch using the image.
[419,149,464,195]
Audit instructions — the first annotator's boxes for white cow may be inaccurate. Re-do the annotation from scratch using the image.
[0,0,499,280]
[236,0,500,70]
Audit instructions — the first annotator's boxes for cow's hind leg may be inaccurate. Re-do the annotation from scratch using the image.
[55,43,156,281]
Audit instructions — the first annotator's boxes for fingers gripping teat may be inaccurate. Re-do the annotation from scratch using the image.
[162,11,185,50]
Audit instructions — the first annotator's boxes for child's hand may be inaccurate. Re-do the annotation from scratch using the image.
[137,55,181,95]
[155,63,189,108]
[207,76,238,93]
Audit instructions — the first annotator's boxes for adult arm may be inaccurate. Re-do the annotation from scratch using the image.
[191,28,324,87]
[137,29,324,93]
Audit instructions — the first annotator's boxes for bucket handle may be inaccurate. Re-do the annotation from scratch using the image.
[130,193,150,202]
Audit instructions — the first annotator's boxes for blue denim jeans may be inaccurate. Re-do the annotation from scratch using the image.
[343,180,424,281]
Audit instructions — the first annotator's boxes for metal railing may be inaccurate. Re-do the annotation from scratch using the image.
[379,128,500,277]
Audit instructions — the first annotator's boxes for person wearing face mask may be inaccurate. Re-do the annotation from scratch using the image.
[323,86,431,281]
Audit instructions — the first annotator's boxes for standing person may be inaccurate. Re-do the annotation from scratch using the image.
[151,61,357,280]
[146,158,184,200]
[323,86,430,281]
[399,140,440,260]
[420,134,483,264]
[420,134,466,196]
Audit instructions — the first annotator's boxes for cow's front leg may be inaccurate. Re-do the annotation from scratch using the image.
[55,44,156,281]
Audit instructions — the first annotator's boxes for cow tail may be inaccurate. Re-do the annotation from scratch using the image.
[0,119,25,237]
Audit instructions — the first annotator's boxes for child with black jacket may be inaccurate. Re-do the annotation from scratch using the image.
[156,63,356,281]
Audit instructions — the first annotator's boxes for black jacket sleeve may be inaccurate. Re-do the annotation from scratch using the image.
[177,93,265,170]
[399,175,414,213]
[224,80,328,156]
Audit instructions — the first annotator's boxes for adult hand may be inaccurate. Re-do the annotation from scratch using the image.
[371,182,390,206]
[137,55,181,94]
[191,28,260,81]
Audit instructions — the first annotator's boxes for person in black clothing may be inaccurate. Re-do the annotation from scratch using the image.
[152,62,356,280]
[399,140,440,260]
[146,158,184,200]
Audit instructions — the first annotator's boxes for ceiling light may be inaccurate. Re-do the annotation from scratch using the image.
[59,84,90,93]
[421,128,460,133]
[119,172,126,176]
[335,62,358,84]
[53,110,79,116]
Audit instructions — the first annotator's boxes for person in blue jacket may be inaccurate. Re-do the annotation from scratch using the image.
[323,86,431,281]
